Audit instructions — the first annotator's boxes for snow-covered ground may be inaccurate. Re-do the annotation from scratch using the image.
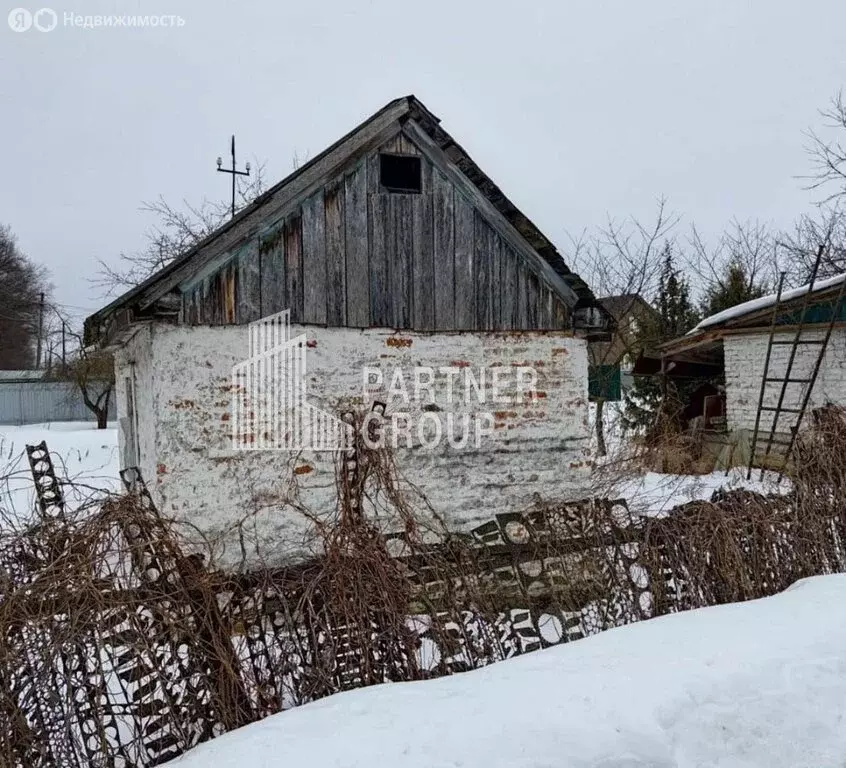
[588,402,789,516]
[0,422,119,522]
[166,574,846,768]
[615,466,786,517]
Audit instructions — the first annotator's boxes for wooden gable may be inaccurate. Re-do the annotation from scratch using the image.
[86,97,611,347]
[181,125,570,332]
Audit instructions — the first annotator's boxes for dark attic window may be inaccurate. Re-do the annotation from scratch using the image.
[379,153,422,193]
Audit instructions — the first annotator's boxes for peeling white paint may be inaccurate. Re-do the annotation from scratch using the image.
[114,323,592,568]
[724,329,846,434]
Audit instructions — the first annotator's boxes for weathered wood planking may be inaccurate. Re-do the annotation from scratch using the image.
[324,183,346,325]
[285,218,303,321]
[526,272,540,328]
[432,170,455,330]
[454,191,476,328]
[368,194,390,326]
[489,225,502,329]
[344,163,369,327]
[179,127,580,333]
[515,265,528,329]
[474,214,493,329]
[260,229,286,317]
[302,193,327,324]
[391,195,413,329]
[552,295,569,329]
[412,191,435,330]
[501,244,519,330]
[237,242,261,324]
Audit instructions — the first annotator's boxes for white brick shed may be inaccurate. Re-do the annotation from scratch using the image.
[660,273,846,448]
[86,95,611,568]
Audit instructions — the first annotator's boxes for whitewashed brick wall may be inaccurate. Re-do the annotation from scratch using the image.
[114,323,592,569]
[724,328,846,434]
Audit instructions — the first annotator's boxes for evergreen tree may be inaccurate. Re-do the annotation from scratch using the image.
[622,244,699,432]
[700,261,768,317]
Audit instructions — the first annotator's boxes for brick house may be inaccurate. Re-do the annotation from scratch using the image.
[658,273,846,464]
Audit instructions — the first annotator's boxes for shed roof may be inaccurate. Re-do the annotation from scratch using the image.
[86,95,603,345]
[660,271,846,359]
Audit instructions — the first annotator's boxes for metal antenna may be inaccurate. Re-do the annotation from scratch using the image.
[216,135,250,218]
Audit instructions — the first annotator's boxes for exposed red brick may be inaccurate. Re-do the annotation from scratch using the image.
[386,337,413,348]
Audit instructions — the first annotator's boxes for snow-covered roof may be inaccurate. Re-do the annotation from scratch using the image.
[688,272,846,335]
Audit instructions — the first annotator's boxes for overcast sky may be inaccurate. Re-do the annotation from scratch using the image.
[2,0,845,326]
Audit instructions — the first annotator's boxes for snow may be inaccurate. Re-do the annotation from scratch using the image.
[166,574,846,768]
[0,422,119,523]
[615,467,787,517]
[689,272,846,335]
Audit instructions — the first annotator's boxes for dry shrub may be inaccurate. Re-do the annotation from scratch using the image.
[4,408,846,766]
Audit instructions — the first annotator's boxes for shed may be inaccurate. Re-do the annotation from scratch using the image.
[86,95,611,567]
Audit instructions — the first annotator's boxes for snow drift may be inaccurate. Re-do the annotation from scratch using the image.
[167,574,846,768]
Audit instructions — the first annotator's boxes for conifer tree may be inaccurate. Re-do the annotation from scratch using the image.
[622,244,699,431]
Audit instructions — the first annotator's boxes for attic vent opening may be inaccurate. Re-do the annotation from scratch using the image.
[379,154,422,193]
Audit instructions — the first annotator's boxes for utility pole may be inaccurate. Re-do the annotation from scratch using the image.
[216,135,251,218]
[35,292,45,369]
[61,321,66,371]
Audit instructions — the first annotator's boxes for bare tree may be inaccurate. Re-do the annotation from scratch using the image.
[0,225,50,370]
[60,329,115,429]
[805,91,846,205]
[570,199,677,456]
[687,220,780,312]
[778,207,846,282]
[95,162,267,295]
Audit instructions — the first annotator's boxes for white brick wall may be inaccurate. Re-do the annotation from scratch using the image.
[115,323,592,568]
[724,328,846,434]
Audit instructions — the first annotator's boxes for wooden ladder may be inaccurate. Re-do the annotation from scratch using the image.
[746,245,846,480]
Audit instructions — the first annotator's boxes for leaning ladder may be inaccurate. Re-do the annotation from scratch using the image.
[746,245,846,480]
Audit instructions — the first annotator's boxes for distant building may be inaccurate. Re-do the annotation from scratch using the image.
[658,273,846,465]
[589,294,658,400]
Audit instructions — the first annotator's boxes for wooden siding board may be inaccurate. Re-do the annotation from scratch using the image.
[412,192,435,330]
[502,244,518,330]
[454,192,476,329]
[302,192,327,324]
[474,214,493,329]
[344,163,369,327]
[432,170,455,330]
[526,272,540,328]
[285,218,304,322]
[553,297,569,329]
[516,265,528,329]
[368,195,390,326]
[259,230,286,317]
[324,183,347,325]
[366,151,382,196]
[237,242,261,324]
[392,195,413,329]
[491,232,502,329]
